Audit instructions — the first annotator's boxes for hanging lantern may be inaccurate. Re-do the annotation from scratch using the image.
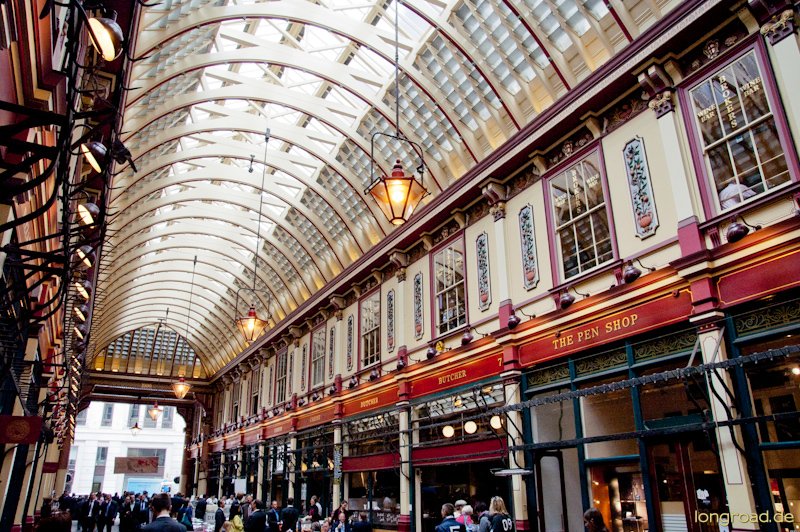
[147,401,163,421]
[235,305,268,344]
[172,377,191,400]
[367,159,428,226]
[130,422,142,436]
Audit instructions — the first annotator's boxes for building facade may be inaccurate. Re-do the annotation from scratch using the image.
[69,402,186,496]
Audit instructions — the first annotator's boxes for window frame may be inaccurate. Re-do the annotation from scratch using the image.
[679,37,800,218]
[542,144,618,283]
[274,348,288,405]
[101,403,114,427]
[161,406,173,429]
[310,325,326,389]
[429,232,468,338]
[251,367,261,415]
[359,288,381,370]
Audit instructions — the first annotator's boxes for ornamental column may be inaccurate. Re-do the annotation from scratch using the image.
[749,3,800,144]
[390,252,409,366]
[481,181,514,327]
[638,65,702,255]
[501,348,528,531]
[397,380,412,532]
[694,316,760,530]
[332,423,342,509]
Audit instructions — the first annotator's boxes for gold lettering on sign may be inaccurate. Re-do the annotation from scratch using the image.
[438,370,467,385]
[552,314,639,351]
[309,414,321,423]
[360,397,378,409]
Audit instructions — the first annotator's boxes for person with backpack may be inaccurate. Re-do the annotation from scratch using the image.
[488,497,513,532]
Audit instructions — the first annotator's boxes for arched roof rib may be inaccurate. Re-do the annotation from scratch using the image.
[112,130,369,253]
[89,0,672,377]
[99,222,304,316]
[107,178,339,284]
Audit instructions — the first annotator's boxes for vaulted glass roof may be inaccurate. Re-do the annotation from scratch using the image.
[92,0,677,375]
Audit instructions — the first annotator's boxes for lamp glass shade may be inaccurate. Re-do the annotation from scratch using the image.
[130,422,142,435]
[75,245,95,269]
[75,280,92,300]
[73,304,89,322]
[490,415,503,430]
[442,425,455,438]
[87,16,124,62]
[367,160,427,225]
[77,203,100,226]
[464,420,478,434]
[236,306,268,344]
[80,141,106,173]
[172,378,190,399]
[147,402,163,421]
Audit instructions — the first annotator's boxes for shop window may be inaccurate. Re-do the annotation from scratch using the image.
[345,412,399,457]
[531,388,576,444]
[275,349,288,404]
[311,326,326,388]
[348,470,400,528]
[432,239,466,335]
[414,383,503,444]
[588,462,647,532]
[580,376,637,458]
[360,292,380,368]
[686,48,792,212]
[639,359,710,433]
[548,150,613,279]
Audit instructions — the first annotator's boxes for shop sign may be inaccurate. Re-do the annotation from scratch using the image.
[342,386,397,417]
[295,405,335,431]
[333,444,343,480]
[243,427,260,445]
[718,247,800,306]
[520,290,692,366]
[114,456,159,474]
[411,352,503,398]
[264,420,291,439]
[209,438,224,452]
[0,415,42,444]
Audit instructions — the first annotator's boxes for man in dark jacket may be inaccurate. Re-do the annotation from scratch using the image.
[245,500,268,532]
[135,494,151,526]
[81,494,99,532]
[435,504,466,532]
[280,498,299,532]
[101,495,119,532]
[214,505,225,532]
[195,495,208,523]
[351,514,372,532]
[142,493,186,532]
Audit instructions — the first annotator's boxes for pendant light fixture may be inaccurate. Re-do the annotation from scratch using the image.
[365,0,429,225]
[172,257,196,399]
[147,401,163,422]
[130,422,142,436]
[235,128,272,345]
[172,377,190,400]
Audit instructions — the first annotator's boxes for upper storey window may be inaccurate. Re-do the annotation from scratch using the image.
[687,49,791,212]
[361,291,380,368]
[433,238,466,335]
[549,150,613,279]
[311,326,326,387]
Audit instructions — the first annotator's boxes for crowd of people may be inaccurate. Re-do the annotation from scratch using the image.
[41,490,609,532]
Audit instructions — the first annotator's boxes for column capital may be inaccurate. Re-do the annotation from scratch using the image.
[760,8,797,45]
[638,64,676,118]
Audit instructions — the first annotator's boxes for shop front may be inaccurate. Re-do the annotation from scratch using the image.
[263,417,294,505]
[295,427,335,516]
[411,381,509,532]
[342,410,401,532]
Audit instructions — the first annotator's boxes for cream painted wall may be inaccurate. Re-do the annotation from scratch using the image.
[602,109,680,258]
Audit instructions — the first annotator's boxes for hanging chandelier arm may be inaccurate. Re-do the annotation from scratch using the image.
[394,0,400,137]
[252,127,271,293]
[185,255,197,343]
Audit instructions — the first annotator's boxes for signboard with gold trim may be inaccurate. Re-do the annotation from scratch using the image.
[410,352,503,398]
[0,416,42,444]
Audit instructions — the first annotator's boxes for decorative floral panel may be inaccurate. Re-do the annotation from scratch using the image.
[288,351,293,395]
[414,272,423,340]
[387,289,395,352]
[300,344,307,391]
[476,232,491,310]
[328,326,335,378]
[518,204,539,290]
[268,366,273,406]
[623,137,659,238]
[346,315,354,371]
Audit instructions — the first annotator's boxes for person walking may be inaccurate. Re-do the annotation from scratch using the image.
[142,493,187,532]
[456,505,473,532]
[488,497,513,532]
[215,505,226,532]
[583,508,609,532]
[350,514,371,532]
[266,500,282,532]
[229,504,244,532]
[102,495,119,532]
[474,503,490,532]
[435,504,465,532]
[195,495,208,523]
[333,511,349,532]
